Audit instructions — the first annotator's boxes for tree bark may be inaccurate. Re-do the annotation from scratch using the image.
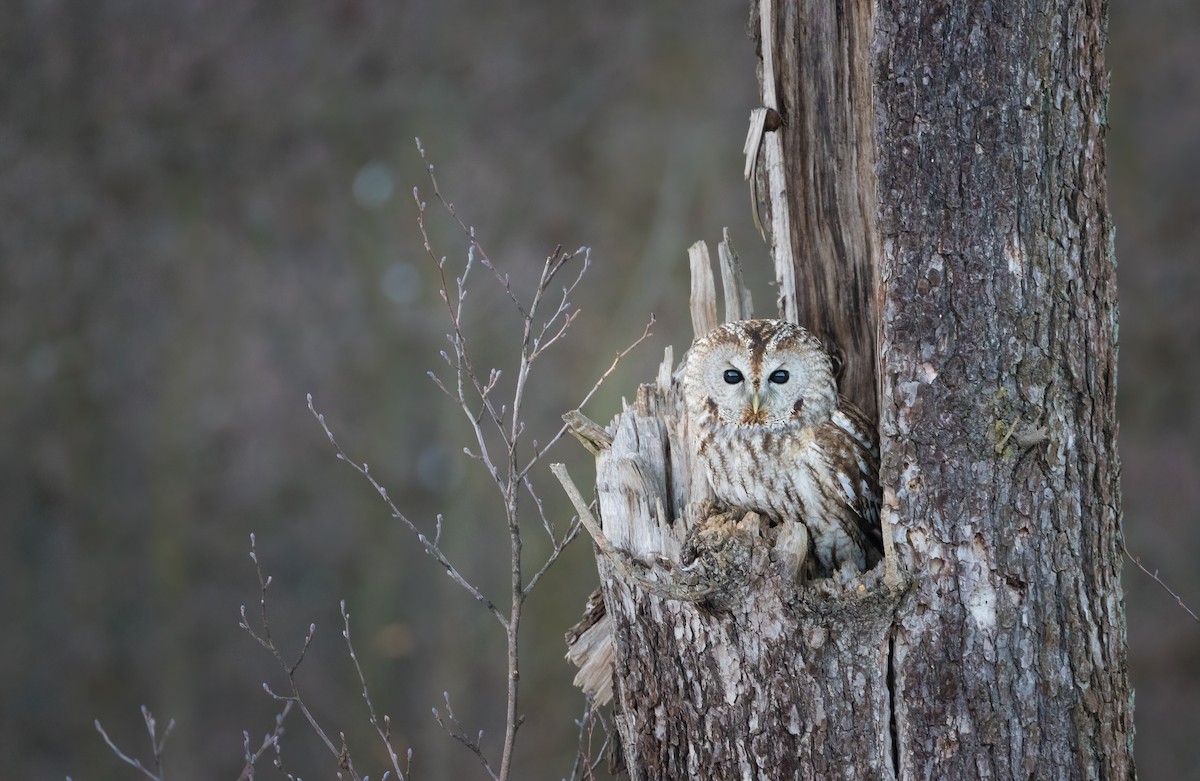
[874,1,1133,777]
[565,1,1133,779]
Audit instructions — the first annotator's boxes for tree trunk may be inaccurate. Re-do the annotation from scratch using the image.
[873,0,1133,776]
[564,1,1134,779]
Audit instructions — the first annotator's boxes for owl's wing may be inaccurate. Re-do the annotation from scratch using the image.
[825,397,884,560]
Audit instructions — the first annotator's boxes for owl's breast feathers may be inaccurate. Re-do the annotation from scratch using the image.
[693,395,883,574]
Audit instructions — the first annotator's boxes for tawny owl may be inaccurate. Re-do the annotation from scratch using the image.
[683,319,882,577]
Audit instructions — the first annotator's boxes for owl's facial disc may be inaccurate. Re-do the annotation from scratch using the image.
[685,319,838,429]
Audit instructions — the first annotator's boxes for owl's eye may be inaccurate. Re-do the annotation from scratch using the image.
[723,369,744,384]
[768,369,790,384]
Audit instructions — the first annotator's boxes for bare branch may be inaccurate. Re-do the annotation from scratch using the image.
[549,464,612,559]
[239,536,363,780]
[521,471,557,541]
[303,146,656,781]
[518,315,655,482]
[1124,542,1200,623]
[530,249,591,361]
[237,701,293,781]
[415,137,527,317]
[433,692,500,781]
[413,185,511,477]
[524,516,584,597]
[308,395,508,627]
[340,601,411,781]
[94,708,173,781]
[565,699,614,781]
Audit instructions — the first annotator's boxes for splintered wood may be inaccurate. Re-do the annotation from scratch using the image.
[556,237,899,781]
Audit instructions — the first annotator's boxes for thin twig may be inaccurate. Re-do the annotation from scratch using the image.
[237,701,293,781]
[564,699,614,781]
[238,534,363,780]
[524,516,584,597]
[308,395,508,628]
[340,600,412,781]
[433,692,500,781]
[94,706,174,781]
[416,190,510,481]
[416,138,527,316]
[523,471,558,541]
[518,315,655,482]
[1124,542,1200,622]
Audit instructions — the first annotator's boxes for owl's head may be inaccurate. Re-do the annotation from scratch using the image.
[684,319,837,429]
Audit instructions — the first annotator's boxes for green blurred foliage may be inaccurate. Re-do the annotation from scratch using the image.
[0,1,1194,779]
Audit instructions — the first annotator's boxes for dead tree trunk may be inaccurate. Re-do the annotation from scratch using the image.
[562,1,1133,779]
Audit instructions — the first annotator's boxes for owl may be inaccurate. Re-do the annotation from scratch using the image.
[682,319,882,578]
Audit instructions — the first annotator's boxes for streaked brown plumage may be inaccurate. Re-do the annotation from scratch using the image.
[683,319,882,577]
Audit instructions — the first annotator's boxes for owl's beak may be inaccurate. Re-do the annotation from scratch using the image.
[751,389,760,415]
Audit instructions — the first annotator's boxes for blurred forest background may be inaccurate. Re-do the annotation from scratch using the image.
[0,1,1196,779]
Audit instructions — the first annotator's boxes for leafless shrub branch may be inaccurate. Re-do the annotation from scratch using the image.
[93,706,174,781]
[564,699,614,781]
[433,691,500,781]
[298,140,652,780]
[1124,542,1200,622]
[238,534,368,779]
[309,395,508,628]
[236,701,293,781]
[340,600,414,780]
[96,143,646,781]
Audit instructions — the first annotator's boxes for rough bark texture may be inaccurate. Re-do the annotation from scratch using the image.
[567,0,1133,779]
[875,1,1133,778]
